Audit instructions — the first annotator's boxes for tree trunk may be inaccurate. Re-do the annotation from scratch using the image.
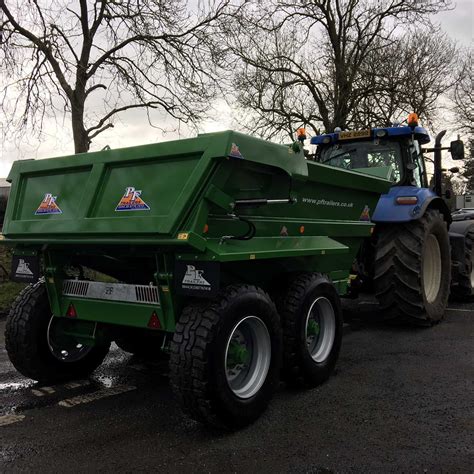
[71,97,89,154]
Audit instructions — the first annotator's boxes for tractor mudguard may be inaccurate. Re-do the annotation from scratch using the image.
[371,186,451,224]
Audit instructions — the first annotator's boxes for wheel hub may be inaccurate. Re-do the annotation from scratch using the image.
[225,316,271,399]
[305,297,336,363]
[47,316,93,363]
[422,234,442,304]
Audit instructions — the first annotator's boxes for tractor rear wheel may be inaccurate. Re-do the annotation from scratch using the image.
[5,281,110,383]
[169,285,281,429]
[279,273,343,388]
[374,209,451,325]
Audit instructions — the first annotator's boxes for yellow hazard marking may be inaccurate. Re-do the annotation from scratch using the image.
[249,254,256,260]
[58,385,136,408]
[0,414,25,427]
[321,250,326,255]
[0,234,4,240]
[161,286,169,292]
[177,232,189,240]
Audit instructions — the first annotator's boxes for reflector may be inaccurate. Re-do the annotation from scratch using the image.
[66,303,77,318]
[148,311,161,329]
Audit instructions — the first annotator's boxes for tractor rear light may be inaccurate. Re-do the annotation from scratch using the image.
[66,303,77,318]
[396,196,418,205]
[148,311,161,329]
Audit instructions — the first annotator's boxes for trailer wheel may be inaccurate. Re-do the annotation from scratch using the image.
[374,209,451,325]
[279,273,343,388]
[169,285,281,429]
[451,227,474,300]
[5,281,110,383]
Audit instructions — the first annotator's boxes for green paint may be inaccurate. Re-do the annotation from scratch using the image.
[1,130,391,336]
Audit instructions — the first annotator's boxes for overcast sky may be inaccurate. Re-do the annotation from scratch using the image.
[0,0,472,178]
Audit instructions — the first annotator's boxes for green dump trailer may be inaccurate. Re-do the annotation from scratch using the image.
[1,131,390,428]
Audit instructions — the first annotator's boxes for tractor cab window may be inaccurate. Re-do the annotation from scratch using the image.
[409,140,425,188]
[316,140,403,183]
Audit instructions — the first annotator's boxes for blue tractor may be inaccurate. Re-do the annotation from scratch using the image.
[310,114,473,324]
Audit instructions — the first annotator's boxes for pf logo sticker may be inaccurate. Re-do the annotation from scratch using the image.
[35,193,62,215]
[359,205,371,221]
[175,261,220,298]
[115,186,150,211]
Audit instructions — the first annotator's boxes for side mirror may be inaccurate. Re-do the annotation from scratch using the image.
[450,140,465,160]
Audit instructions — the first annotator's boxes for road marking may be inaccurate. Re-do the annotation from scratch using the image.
[446,308,473,313]
[63,380,91,390]
[58,385,136,408]
[31,380,91,396]
[0,414,25,427]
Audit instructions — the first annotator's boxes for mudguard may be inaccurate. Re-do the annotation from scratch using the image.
[372,186,451,223]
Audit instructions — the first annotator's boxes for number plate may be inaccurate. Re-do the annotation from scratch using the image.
[338,129,371,140]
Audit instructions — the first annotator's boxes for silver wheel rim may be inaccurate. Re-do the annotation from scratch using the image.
[470,249,474,288]
[423,234,442,304]
[225,316,271,399]
[305,297,336,363]
[47,316,93,362]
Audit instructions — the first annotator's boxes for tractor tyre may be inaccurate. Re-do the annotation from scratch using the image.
[451,227,474,300]
[5,281,110,383]
[169,285,281,430]
[374,209,451,325]
[279,273,343,388]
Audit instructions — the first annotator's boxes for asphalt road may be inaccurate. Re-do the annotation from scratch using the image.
[0,302,473,473]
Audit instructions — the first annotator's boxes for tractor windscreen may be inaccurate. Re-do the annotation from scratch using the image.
[316,140,403,183]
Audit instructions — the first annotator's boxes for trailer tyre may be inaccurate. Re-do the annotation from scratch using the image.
[451,228,474,300]
[374,209,451,325]
[169,285,281,429]
[5,281,110,383]
[279,273,343,388]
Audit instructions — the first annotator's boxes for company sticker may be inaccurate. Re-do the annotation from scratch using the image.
[10,255,40,283]
[175,261,220,298]
[359,205,371,221]
[35,193,62,215]
[115,187,150,212]
[229,143,244,159]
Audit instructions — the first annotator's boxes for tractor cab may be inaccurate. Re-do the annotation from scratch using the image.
[310,123,431,188]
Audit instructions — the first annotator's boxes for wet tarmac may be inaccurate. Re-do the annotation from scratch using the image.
[0,302,473,473]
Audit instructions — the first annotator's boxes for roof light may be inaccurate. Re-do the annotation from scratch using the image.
[407,113,419,128]
[296,128,307,142]
[396,196,418,205]
[334,127,342,132]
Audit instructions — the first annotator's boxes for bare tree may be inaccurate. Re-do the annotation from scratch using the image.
[0,0,232,153]
[451,51,473,135]
[223,0,453,138]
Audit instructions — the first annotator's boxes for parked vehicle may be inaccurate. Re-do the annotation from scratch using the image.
[311,114,473,310]
[1,115,472,428]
